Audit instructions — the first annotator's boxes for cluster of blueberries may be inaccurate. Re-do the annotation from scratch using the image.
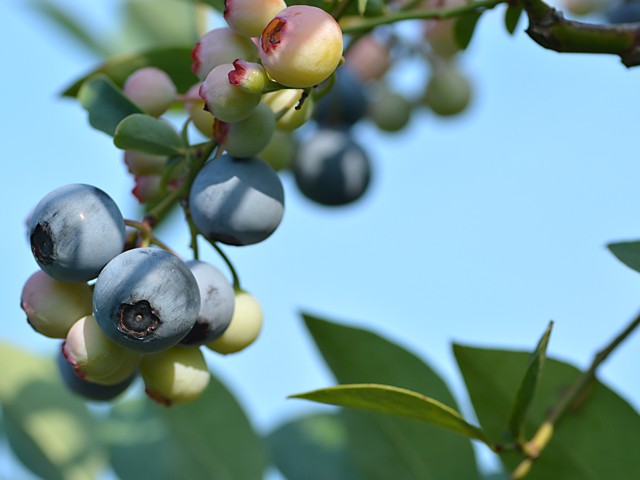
[21,1,480,405]
[22,183,263,405]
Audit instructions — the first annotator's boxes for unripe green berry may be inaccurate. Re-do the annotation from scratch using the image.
[224,0,287,38]
[62,315,140,386]
[200,64,261,123]
[140,347,210,406]
[123,151,166,176]
[368,90,412,132]
[228,60,269,94]
[424,63,472,117]
[258,130,297,171]
[123,67,177,117]
[184,84,215,137]
[207,291,263,354]
[263,89,314,131]
[21,270,93,338]
[215,103,276,158]
[260,6,344,88]
[192,27,258,81]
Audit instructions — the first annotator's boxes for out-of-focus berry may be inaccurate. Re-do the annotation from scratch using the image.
[258,130,297,171]
[192,27,258,81]
[262,89,314,131]
[123,67,177,117]
[224,0,287,38]
[344,35,391,83]
[215,103,276,158]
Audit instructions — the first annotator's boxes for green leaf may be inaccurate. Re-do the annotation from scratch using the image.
[0,345,104,480]
[63,46,198,97]
[358,0,368,15]
[28,0,110,56]
[302,313,480,480]
[504,4,523,35]
[119,0,199,52]
[507,321,553,441]
[292,384,492,445]
[267,413,362,480]
[106,374,267,480]
[179,0,225,11]
[454,345,640,478]
[78,75,143,136]
[114,114,184,155]
[608,241,640,273]
[454,11,482,50]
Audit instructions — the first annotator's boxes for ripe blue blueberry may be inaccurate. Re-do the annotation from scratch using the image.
[56,348,135,402]
[189,154,285,246]
[314,68,368,129]
[180,260,235,346]
[607,2,640,23]
[28,184,126,282]
[93,248,200,353]
[293,128,372,206]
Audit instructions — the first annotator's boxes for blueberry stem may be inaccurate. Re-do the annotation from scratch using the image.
[510,309,640,477]
[340,0,503,34]
[206,239,241,291]
[124,219,180,257]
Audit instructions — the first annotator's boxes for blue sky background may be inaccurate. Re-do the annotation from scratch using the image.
[2,0,640,477]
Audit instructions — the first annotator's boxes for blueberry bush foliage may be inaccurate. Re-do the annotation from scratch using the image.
[5,0,640,478]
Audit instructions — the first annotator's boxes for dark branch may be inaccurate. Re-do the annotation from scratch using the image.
[521,0,640,67]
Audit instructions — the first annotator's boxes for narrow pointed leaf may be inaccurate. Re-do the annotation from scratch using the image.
[504,4,523,35]
[454,11,482,50]
[292,383,492,445]
[302,313,480,480]
[78,75,143,136]
[507,321,553,441]
[608,241,640,273]
[358,0,369,15]
[29,0,110,56]
[62,46,197,97]
[114,114,184,155]
[455,344,640,478]
[267,413,362,480]
[105,373,267,480]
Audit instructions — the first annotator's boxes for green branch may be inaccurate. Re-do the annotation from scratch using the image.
[340,0,503,34]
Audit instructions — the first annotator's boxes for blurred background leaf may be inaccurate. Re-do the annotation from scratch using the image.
[0,344,105,480]
[267,412,362,480]
[105,372,268,480]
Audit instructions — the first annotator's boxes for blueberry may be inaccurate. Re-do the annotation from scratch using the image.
[293,128,372,206]
[62,315,140,385]
[206,290,263,355]
[141,347,210,406]
[93,248,200,353]
[189,154,285,246]
[607,2,640,23]
[28,184,126,282]
[314,68,369,129]
[180,260,235,346]
[20,270,93,339]
[56,348,135,402]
